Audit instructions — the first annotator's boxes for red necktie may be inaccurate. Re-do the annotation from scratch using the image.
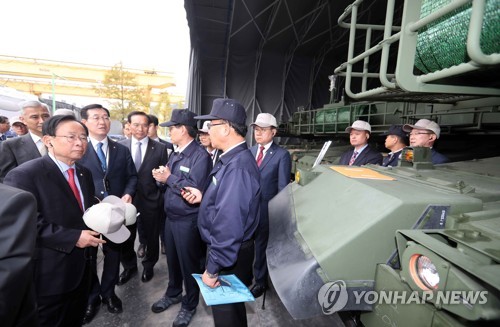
[67,168,83,211]
[256,145,265,167]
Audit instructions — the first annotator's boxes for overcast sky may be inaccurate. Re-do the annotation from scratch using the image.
[1,0,190,94]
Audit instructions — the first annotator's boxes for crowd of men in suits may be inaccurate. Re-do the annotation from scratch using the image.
[0,99,448,327]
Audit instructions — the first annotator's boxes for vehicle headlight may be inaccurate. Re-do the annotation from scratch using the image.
[409,254,440,290]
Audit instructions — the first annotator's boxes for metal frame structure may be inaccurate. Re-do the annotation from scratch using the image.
[334,0,500,101]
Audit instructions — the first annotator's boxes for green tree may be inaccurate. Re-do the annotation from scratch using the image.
[94,62,150,121]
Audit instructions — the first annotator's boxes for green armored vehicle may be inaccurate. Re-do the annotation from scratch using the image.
[267,0,500,325]
[268,150,500,326]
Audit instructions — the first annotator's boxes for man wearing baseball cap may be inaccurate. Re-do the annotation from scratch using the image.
[381,125,408,167]
[248,113,291,299]
[181,98,261,327]
[403,119,449,164]
[151,109,211,327]
[338,120,383,166]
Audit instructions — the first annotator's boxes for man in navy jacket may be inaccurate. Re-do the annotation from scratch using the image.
[151,109,211,327]
[382,125,408,167]
[184,98,261,327]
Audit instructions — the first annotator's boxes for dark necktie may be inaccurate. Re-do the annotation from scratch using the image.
[256,145,265,167]
[96,142,107,172]
[349,151,358,166]
[0,134,5,141]
[67,168,83,211]
[134,142,142,171]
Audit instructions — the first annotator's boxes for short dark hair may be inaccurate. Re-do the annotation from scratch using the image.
[228,121,247,137]
[0,116,8,124]
[80,104,110,119]
[127,111,151,124]
[185,125,198,138]
[148,114,159,126]
[42,115,88,136]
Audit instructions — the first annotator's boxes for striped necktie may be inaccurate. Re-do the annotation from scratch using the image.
[349,151,358,166]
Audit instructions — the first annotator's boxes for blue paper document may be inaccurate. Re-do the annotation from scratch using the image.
[192,274,255,306]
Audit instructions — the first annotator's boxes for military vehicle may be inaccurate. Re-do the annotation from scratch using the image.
[268,0,500,326]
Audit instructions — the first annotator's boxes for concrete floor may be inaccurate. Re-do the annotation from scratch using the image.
[87,245,344,327]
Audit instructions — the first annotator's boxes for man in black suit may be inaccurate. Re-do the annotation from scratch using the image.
[0,100,51,182]
[78,104,138,324]
[119,111,169,283]
[0,183,38,327]
[338,120,383,166]
[143,114,173,256]
[4,115,105,326]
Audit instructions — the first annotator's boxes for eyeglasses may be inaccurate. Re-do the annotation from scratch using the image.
[55,135,88,143]
[207,122,227,129]
[409,132,432,136]
[87,116,110,122]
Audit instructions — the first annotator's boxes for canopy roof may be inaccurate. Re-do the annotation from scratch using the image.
[184,0,391,124]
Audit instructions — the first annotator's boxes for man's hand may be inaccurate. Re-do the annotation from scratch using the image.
[202,270,220,288]
[121,194,132,203]
[76,230,106,248]
[181,187,202,204]
[152,165,170,184]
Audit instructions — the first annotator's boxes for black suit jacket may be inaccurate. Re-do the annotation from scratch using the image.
[119,138,169,212]
[0,133,41,182]
[338,145,383,166]
[78,138,137,200]
[0,183,38,326]
[4,156,96,297]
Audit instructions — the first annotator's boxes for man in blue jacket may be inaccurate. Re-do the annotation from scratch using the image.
[382,125,408,167]
[183,98,261,327]
[151,109,211,327]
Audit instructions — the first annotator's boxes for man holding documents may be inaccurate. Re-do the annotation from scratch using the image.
[184,98,261,327]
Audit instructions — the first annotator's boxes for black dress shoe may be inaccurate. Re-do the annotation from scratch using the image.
[117,267,138,285]
[137,244,146,258]
[141,267,154,282]
[82,300,100,325]
[250,284,267,298]
[102,295,123,314]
